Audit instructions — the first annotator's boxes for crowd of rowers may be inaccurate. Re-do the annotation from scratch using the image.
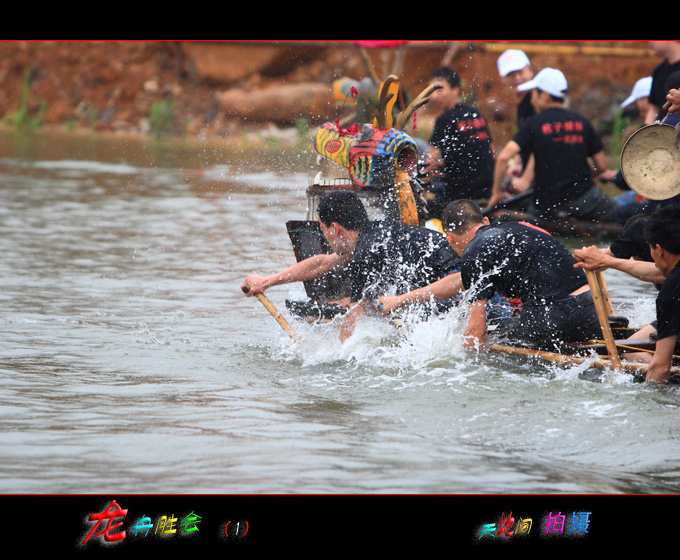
[242,46,680,384]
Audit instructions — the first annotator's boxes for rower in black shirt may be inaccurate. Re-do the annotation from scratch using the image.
[377,199,603,351]
[348,218,460,305]
[445,200,602,351]
[242,191,460,342]
[642,205,680,382]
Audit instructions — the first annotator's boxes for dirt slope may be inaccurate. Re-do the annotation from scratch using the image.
[0,40,662,149]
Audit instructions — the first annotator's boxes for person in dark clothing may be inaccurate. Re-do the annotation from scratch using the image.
[646,41,680,124]
[242,191,460,342]
[641,205,680,382]
[574,215,657,273]
[345,218,460,305]
[496,48,536,129]
[488,68,620,223]
[443,200,602,351]
[574,213,666,343]
[421,67,496,218]
[496,49,536,198]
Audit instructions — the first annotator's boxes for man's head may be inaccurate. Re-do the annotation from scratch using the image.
[317,191,369,255]
[428,67,462,113]
[497,49,533,94]
[621,76,652,119]
[644,205,680,276]
[441,199,489,256]
[517,68,568,111]
[649,41,680,59]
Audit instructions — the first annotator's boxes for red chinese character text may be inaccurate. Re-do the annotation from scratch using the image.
[82,500,128,545]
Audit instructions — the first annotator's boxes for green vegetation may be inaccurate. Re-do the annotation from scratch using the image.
[88,106,99,133]
[150,100,176,139]
[5,67,46,132]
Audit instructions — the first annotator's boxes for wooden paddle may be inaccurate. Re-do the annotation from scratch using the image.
[595,271,615,316]
[582,267,622,369]
[481,190,534,217]
[489,343,680,382]
[241,285,301,341]
[489,343,639,371]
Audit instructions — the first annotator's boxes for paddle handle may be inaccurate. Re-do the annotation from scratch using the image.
[584,268,621,369]
[242,284,300,341]
[595,271,615,317]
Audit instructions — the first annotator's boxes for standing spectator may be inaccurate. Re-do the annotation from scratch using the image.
[421,67,496,218]
[497,49,536,128]
[496,49,536,200]
[646,41,680,124]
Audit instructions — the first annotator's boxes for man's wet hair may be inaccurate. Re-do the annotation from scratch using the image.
[430,67,461,89]
[644,204,680,255]
[317,191,369,231]
[441,199,484,234]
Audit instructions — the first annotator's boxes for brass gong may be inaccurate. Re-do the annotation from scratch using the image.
[620,123,680,200]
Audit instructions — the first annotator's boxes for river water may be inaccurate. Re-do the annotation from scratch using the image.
[0,129,677,497]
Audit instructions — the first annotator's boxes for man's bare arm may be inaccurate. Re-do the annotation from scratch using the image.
[646,335,678,382]
[376,273,463,316]
[463,299,488,348]
[242,252,352,295]
[488,140,522,208]
[574,246,665,285]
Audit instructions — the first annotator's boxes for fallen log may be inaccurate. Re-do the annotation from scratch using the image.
[216,83,335,124]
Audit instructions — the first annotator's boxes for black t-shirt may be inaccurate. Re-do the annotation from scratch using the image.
[656,261,680,340]
[517,92,535,128]
[610,219,651,261]
[610,218,667,291]
[650,58,680,120]
[349,220,461,303]
[512,107,604,212]
[516,92,536,168]
[460,221,587,305]
[429,103,495,199]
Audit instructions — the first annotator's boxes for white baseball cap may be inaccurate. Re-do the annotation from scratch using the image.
[620,76,652,108]
[497,49,531,77]
[517,68,568,98]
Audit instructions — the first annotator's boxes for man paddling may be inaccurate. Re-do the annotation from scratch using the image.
[574,215,665,341]
[380,200,602,351]
[241,191,460,342]
[640,205,680,382]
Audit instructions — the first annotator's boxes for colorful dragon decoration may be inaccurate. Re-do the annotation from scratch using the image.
[312,75,441,226]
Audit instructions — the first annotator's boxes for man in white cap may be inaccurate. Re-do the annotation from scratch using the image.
[496,49,536,197]
[497,49,535,128]
[488,68,620,224]
[621,76,653,119]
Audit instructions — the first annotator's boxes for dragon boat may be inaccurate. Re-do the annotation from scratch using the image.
[267,75,676,380]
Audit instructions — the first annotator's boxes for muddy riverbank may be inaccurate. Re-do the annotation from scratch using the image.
[0,41,661,152]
